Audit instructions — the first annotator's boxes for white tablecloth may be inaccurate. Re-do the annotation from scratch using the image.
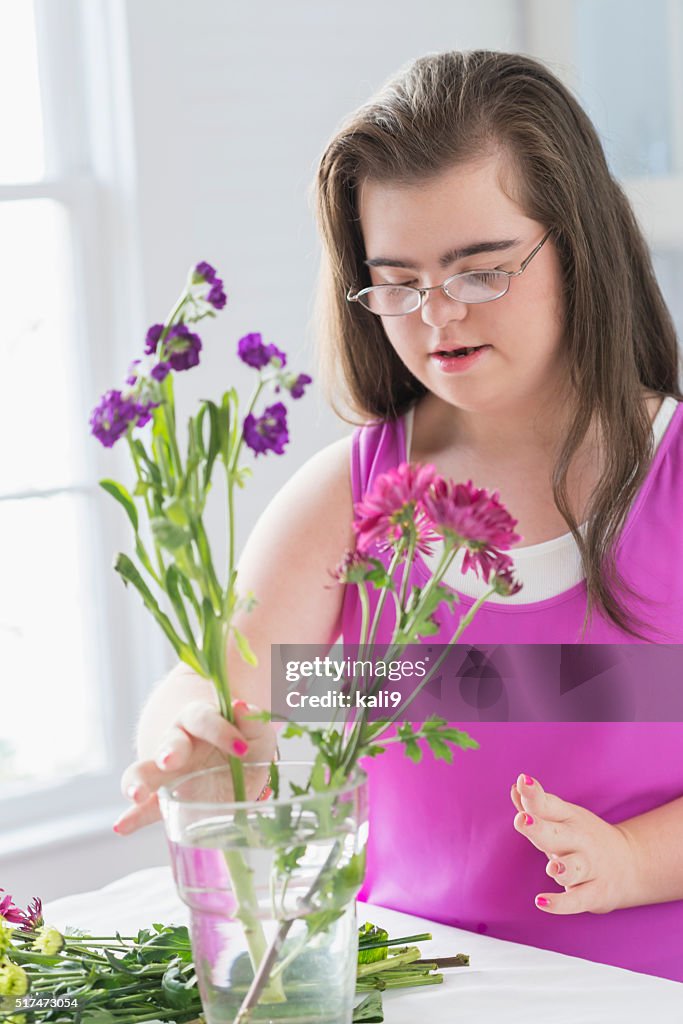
[45,866,683,1023]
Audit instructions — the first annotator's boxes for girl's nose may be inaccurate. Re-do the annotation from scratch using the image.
[420,289,468,328]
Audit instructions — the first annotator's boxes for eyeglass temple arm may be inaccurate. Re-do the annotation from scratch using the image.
[515,228,553,275]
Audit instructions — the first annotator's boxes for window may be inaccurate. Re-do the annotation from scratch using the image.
[524,0,683,350]
[0,0,162,836]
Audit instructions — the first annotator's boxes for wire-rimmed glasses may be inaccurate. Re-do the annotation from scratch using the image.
[347,229,553,316]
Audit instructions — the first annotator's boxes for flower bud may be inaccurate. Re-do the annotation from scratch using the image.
[32,925,64,956]
[0,958,30,996]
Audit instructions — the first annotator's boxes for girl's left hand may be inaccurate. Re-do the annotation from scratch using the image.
[511,774,640,914]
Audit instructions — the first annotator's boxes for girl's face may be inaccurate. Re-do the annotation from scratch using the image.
[357,154,568,417]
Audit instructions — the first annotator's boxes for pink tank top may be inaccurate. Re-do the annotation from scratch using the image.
[342,401,683,982]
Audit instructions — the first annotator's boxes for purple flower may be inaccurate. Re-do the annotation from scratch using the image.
[243,402,289,456]
[126,359,142,386]
[206,281,227,309]
[237,332,287,370]
[151,361,170,382]
[90,390,140,448]
[288,372,312,399]
[135,401,158,428]
[163,323,202,372]
[144,323,164,356]
[0,888,25,926]
[194,261,217,284]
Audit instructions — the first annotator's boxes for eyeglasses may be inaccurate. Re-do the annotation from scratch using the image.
[346,229,553,317]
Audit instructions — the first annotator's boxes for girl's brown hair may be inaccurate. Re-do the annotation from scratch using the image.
[314,50,682,641]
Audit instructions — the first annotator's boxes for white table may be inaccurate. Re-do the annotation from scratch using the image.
[45,866,682,1023]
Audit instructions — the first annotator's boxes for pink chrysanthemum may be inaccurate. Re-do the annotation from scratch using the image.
[20,896,43,931]
[0,889,25,926]
[490,561,524,597]
[353,462,441,555]
[328,549,373,586]
[422,478,522,583]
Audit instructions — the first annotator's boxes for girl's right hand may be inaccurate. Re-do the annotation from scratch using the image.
[114,699,277,835]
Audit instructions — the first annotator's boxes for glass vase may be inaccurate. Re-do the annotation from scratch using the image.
[159,761,368,1024]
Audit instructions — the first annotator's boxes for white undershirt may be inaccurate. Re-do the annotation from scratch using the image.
[403,396,679,603]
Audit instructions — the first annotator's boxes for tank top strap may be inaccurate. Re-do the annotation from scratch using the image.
[350,415,406,505]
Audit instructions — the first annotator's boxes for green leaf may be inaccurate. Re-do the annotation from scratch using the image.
[195,399,222,491]
[164,499,190,527]
[151,516,192,552]
[309,753,327,792]
[352,991,384,1022]
[269,758,280,799]
[403,738,422,763]
[232,625,258,666]
[424,733,453,763]
[281,722,305,739]
[305,908,345,939]
[114,554,193,665]
[234,466,253,488]
[99,479,138,532]
[165,564,197,646]
[201,597,223,677]
[161,963,199,1011]
[358,922,389,964]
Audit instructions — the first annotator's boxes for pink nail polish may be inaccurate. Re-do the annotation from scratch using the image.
[524,813,534,826]
[157,750,174,768]
[233,738,249,757]
[536,896,550,907]
[523,774,534,786]
[554,861,566,874]
[233,700,249,714]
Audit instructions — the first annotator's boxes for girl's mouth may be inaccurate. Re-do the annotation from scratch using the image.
[430,345,492,372]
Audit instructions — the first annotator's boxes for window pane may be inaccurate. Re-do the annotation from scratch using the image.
[576,0,676,177]
[0,493,107,788]
[0,0,45,182]
[0,199,86,494]
[653,248,683,346]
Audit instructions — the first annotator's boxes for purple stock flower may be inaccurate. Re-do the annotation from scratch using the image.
[126,359,142,386]
[287,372,312,399]
[194,261,217,283]
[151,361,170,382]
[237,332,287,370]
[90,390,140,447]
[0,888,25,926]
[135,401,157,428]
[163,323,202,372]
[243,402,289,456]
[144,323,164,356]
[206,281,227,309]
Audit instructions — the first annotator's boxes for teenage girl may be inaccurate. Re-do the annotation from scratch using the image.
[115,52,683,981]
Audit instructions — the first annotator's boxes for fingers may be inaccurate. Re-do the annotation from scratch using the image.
[510,783,524,814]
[545,852,590,888]
[516,774,574,822]
[175,700,251,758]
[513,809,575,857]
[116,698,259,838]
[534,882,596,915]
[232,700,271,742]
[114,792,161,835]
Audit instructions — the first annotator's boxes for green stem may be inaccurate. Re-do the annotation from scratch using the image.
[366,548,403,650]
[370,583,497,742]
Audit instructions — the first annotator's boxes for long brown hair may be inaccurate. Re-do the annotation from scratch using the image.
[314,50,682,641]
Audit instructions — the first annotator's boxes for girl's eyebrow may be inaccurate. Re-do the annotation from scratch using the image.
[364,238,521,270]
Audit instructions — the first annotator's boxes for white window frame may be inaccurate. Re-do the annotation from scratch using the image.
[0,0,166,846]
